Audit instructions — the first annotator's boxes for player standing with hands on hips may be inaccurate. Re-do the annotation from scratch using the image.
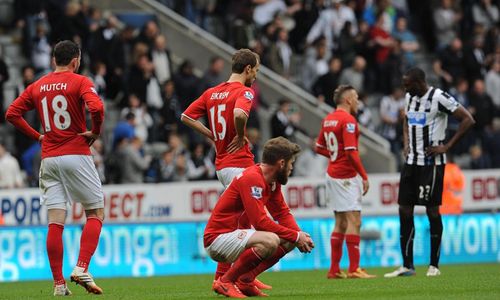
[316,85,376,279]
[6,40,105,295]
[384,68,474,278]
[205,137,314,298]
[182,49,274,290]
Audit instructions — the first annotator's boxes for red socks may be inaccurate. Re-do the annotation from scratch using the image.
[76,217,103,270]
[215,262,231,280]
[329,232,344,274]
[221,248,263,283]
[239,245,288,283]
[47,223,65,286]
[346,234,361,272]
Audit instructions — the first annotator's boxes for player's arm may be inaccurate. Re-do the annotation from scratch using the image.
[315,125,330,158]
[403,115,409,158]
[343,120,369,195]
[227,89,254,153]
[426,94,475,156]
[5,85,42,141]
[238,178,299,243]
[180,94,214,141]
[80,78,104,145]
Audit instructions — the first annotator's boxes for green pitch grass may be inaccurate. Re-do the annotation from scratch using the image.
[1,264,499,299]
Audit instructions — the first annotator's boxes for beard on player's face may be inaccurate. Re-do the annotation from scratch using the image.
[276,163,290,185]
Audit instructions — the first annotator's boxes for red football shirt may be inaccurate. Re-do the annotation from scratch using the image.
[182,81,255,170]
[316,109,360,179]
[204,165,300,247]
[6,71,104,158]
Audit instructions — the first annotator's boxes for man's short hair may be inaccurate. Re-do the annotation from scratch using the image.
[231,49,259,73]
[262,137,301,165]
[53,40,80,66]
[404,67,426,83]
[333,85,355,106]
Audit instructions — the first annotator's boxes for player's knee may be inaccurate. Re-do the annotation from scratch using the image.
[336,220,348,232]
[261,233,279,256]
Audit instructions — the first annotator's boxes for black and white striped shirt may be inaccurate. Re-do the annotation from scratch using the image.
[405,87,460,166]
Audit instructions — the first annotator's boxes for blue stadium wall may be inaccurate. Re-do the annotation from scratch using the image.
[1,213,499,281]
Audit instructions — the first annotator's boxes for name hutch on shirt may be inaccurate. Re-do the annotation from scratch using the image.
[40,83,67,92]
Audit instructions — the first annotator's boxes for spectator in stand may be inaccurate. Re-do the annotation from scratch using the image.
[252,0,301,29]
[379,87,405,166]
[21,142,41,187]
[294,137,328,178]
[363,0,398,33]
[158,80,182,141]
[448,78,474,155]
[91,139,106,184]
[433,0,462,50]
[0,142,25,189]
[483,119,500,168]
[464,36,487,83]
[370,11,395,91]
[187,142,216,181]
[89,62,107,99]
[469,144,491,169]
[150,35,173,85]
[199,56,225,92]
[468,79,496,138]
[392,16,419,68]
[31,22,52,75]
[112,112,136,150]
[472,0,499,31]
[288,0,324,54]
[0,53,9,123]
[302,37,329,90]
[268,27,293,78]
[485,61,500,113]
[136,20,160,50]
[440,155,465,215]
[128,54,155,105]
[339,56,366,93]
[433,37,466,91]
[380,39,404,94]
[312,57,342,107]
[173,60,200,111]
[357,93,374,131]
[271,98,300,140]
[118,137,151,183]
[121,94,153,143]
[306,0,357,53]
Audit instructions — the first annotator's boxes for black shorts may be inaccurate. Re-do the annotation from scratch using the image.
[398,164,445,206]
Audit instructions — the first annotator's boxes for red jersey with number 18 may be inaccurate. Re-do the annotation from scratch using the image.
[6,71,104,159]
[316,109,360,179]
[182,81,255,170]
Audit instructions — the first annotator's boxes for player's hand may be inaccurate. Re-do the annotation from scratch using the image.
[38,135,44,143]
[425,145,448,157]
[78,131,99,146]
[227,135,249,154]
[296,231,314,253]
[362,179,369,195]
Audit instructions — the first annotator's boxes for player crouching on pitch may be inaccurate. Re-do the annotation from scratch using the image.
[204,137,315,298]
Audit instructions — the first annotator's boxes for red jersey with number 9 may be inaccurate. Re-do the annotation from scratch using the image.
[182,81,255,170]
[6,71,104,158]
[316,109,360,178]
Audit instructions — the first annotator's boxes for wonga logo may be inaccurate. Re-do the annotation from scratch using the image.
[407,112,426,126]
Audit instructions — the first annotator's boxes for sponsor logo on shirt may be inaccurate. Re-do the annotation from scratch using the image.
[244,90,254,100]
[346,123,356,133]
[324,120,338,127]
[407,112,426,125]
[237,231,247,240]
[251,186,263,199]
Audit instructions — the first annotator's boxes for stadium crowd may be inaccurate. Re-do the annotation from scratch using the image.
[0,0,499,189]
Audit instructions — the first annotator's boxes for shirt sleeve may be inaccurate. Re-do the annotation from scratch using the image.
[182,92,207,120]
[80,77,104,135]
[266,185,301,232]
[5,84,41,141]
[437,91,460,115]
[343,117,358,150]
[234,88,254,116]
[237,175,299,243]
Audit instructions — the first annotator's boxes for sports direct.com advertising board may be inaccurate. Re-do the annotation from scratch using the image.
[1,170,499,281]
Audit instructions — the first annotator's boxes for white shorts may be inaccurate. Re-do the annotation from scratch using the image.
[216,167,246,188]
[205,229,256,263]
[325,174,362,212]
[39,155,104,210]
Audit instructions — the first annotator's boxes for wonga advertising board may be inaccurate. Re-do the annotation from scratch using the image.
[1,170,499,225]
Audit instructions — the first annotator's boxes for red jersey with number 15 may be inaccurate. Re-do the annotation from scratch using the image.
[182,81,255,170]
[316,109,360,179]
[6,71,104,159]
